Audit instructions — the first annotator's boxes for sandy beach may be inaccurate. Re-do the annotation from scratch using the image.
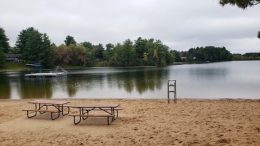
[0,99,259,146]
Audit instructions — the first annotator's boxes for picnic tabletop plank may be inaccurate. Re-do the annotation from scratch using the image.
[68,104,120,108]
[28,99,70,105]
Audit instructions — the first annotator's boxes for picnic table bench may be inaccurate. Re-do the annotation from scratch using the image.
[68,104,121,125]
[22,100,70,120]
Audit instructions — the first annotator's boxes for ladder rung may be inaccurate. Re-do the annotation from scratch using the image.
[168,84,175,86]
[169,91,175,92]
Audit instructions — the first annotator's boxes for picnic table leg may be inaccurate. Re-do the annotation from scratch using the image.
[73,108,82,125]
[62,105,70,116]
[82,108,88,120]
[73,115,82,125]
[111,107,115,121]
[25,103,35,118]
[26,110,37,118]
[51,111,60,120]
[38,103,46,114]
[25,103,38,118]
[107,116,110,125]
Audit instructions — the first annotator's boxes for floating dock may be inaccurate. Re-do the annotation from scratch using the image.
[25,65,67,78]
[25,72,66,78]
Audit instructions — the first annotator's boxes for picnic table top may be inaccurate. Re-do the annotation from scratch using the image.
[28,99,70,105]
[68,104,120,108]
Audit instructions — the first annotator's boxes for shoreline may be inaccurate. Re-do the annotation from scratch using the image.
[1,98,259,101]
[1,60,260,72]
[0,99,259,145]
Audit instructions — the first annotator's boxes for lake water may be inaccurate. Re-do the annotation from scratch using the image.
[0,61,259,99]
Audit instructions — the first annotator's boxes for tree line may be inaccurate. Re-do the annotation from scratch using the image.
[171,46,233,63]
[0,27,259,69]
[0,27,175,68]
[233,52,260,60]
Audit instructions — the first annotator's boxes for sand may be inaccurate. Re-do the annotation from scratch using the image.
[0,99,259,146]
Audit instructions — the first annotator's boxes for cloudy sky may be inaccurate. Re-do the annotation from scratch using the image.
[0,0,259,53]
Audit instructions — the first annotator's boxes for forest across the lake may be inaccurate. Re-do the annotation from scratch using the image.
[0,27,259,69]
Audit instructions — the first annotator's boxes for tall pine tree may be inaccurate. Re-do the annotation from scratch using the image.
[0,27,10,67]
[15,27,53,68]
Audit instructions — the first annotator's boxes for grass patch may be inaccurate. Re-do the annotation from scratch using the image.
[0,62,27,72]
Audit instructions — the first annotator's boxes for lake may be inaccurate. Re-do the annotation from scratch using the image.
[0,61,259,99]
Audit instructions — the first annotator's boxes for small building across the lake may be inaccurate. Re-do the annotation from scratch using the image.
[5,54,22,62]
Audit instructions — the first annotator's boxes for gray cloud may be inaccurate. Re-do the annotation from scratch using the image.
[0,0,259,53]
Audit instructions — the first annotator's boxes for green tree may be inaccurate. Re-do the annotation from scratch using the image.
[53,45,70,66]
[81,41,93,49]
[187,46,232,62]
[94,44,104,60]
[110,39,137,66]
[64,35,76,46]
[40,33,54,68]
[106,43,114,51]
[135,37,149,65]
[0,27,10,67]
[219,0,260,9]
[53,44,87,66]
[79,37,174,67]
[15,27,53,68]
[0,27,10,53]
[151,40,174,66]
[123,39,137,66]
[170,50,181,62]
[68,45,86,66]
[84,47,95,66]
[104,43,114,61]
[0,49,5,67]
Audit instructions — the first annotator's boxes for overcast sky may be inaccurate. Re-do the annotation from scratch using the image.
[0,0,259,53]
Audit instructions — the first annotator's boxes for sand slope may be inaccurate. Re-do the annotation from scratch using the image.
[0,99,259,146]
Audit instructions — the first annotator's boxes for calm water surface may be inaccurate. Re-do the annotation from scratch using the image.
[0,61,259,99]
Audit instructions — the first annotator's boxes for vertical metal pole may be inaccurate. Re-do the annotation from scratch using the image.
[167,80,169,104]
[174,80,177,103]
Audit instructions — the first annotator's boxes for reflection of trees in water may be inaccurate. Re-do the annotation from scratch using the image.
[0,73,10,99]
[189,68,228,80]
[0,68,170,99]
[107,68,168,94]
[9,68,168,99]
[19,78,53,99]
[65,74,104,97]
[66,78,77,97]
[62,68,168,97]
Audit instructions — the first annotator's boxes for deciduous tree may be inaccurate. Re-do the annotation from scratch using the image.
[64,35,76,46]
[53,45,70,65]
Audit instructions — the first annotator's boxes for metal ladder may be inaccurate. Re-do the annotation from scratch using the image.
[167,80,177,103]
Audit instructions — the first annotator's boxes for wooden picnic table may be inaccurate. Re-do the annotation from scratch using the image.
[68,104,121,125]
[23,99,70,120]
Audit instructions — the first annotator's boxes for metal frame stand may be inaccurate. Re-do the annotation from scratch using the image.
[168,80,177,104]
